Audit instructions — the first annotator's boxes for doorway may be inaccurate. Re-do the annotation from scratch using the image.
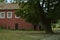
[15,23,18,30]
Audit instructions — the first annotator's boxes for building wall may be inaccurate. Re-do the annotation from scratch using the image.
[0,10,33,30]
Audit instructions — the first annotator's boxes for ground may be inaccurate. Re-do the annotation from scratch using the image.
[0,28,60,40]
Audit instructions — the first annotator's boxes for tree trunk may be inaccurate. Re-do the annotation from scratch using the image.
[39,25,42,30]
[43,18,54,34]
[36,0,54,34]
[39,25,44,31]
[33,24,37,30]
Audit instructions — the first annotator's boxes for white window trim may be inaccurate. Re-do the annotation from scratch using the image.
[7,12,12,18]
[0,12,5,18]
[15,15,20,18]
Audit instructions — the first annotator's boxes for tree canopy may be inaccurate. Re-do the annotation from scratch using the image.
[15,0,60,33]
[15,0,60,23]
[0,0,4,2]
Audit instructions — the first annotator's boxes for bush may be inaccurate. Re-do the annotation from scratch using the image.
[52,24,56,28]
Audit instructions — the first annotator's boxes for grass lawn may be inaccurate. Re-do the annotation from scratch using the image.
[0,29,52,40]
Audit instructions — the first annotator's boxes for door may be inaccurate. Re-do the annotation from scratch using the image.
[15,23,18,30]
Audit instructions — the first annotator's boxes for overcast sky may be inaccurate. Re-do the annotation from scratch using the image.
[7,0,10,3]
[7,0,14,3]
[7,0,27,3]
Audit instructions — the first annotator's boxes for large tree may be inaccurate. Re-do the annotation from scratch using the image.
[15,0,60,34]
[0,0,4,2]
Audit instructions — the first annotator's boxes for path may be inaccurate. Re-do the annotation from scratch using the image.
[41,30,60,40]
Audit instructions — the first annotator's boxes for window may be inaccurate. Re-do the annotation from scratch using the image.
[15,15,20,18]
[0,12,5,18]
[7,12,12,18]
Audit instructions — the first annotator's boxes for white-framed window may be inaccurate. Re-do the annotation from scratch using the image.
[0,12,5,18]
[15,15,20,18]
[7,12,12,18]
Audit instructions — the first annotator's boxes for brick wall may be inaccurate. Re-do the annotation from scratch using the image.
[0,10,33,30]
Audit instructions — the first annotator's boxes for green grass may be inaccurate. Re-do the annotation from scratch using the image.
[0,30,51,40]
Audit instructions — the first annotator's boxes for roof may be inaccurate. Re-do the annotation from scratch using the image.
[0,3,19,10]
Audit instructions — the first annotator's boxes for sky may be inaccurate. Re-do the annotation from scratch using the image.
[7,0,27,3]
[7,0,10,3]
[7,0,14,3]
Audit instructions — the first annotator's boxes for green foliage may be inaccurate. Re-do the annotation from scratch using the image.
[15,0,60,25]
[0,0,4,2]
[15,0,42,25]
[45,0,60,23]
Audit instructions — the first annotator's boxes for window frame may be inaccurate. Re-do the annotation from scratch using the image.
[7,12,12,18]
[15,15,20,18]
[0,12,5,18]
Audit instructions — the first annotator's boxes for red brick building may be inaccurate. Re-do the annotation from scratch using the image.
[0,3,34,30]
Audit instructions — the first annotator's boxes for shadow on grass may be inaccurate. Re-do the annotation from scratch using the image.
[26,30,60,35]
[54,32,60,35]
[27,32,53,35]
[53,30,60,35]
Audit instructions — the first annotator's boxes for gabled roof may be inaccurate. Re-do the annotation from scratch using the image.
[0,3,19,10]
